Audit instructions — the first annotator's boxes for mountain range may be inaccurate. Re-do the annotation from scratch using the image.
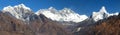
[2,4,119,23]
[0,4,120,35]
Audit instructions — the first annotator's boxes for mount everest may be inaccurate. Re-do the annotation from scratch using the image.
[36,7,88,23]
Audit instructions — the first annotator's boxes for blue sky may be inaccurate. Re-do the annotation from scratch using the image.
[0,0,120,16]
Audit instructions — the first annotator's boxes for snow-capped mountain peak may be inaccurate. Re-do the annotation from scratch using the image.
[36,7,88,23]
[60,8,74,14]
[92,6,119,21]
[2,4,33,21]
[99,6,107,14]
[14,4,31,10]
[49,7,55,10]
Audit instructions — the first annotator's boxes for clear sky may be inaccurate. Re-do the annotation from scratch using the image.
[0,0,120,16]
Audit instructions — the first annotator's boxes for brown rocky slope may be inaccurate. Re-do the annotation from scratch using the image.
[0,11,72,35]
[74,13,120,35]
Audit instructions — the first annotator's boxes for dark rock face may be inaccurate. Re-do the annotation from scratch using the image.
[39,14,48,22]
[118,13,120,19]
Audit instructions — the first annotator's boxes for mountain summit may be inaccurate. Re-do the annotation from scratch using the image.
[36,7,88,23]
[2,4,34,21]
[92,6,119,21]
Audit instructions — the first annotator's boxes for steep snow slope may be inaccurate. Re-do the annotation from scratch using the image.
[92,6,119,21]
[36,7,88,23]
[2,4,34,21]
